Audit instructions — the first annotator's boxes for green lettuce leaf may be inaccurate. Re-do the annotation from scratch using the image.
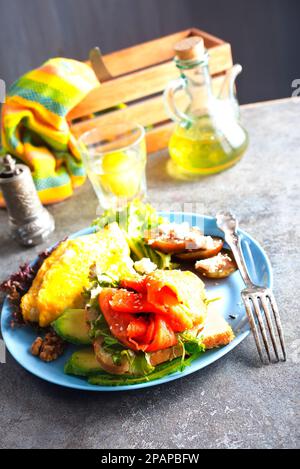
[92,199,174,269]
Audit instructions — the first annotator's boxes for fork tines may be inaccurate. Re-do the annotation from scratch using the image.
[242,288,287,363]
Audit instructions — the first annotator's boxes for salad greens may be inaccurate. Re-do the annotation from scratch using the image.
[90,313,124,354]
[87,351,203,386]
[92,199,174,269]
[178,331,206,356]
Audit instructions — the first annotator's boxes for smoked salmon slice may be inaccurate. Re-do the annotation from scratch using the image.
[98,288,177,352]
[120,277,147,293]
[109,289,155,314]
[145,270,207,331]
[98,269,207,352]
[127,315,176,352]
[98,288,133,349]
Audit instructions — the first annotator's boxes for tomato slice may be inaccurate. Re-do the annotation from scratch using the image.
[175,237,224,261]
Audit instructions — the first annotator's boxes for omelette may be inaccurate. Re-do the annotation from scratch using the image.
[21,223,136,327]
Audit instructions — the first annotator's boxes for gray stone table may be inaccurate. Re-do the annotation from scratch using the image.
[0,98,299,449]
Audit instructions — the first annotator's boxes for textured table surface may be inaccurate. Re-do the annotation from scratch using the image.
[0,98,299,449]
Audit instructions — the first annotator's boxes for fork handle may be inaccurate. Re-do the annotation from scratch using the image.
[223,231,254,288]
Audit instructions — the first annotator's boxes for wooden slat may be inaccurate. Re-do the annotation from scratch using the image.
[99,30,192,77]
[69,61,177,120]
[88,28,227,78]
[190,28,224,47]
[72,95,169,136]
[71,74,226,142]
[69,43,232,120]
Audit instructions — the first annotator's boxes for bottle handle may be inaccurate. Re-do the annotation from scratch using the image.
[163,78,190,123]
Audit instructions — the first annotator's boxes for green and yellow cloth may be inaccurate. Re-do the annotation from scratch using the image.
[0,58,99,206]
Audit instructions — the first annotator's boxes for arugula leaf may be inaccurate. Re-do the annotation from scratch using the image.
[178,331,206,355]
[89,313,114,340]
[88,352,201,386]
[89,313,126,365]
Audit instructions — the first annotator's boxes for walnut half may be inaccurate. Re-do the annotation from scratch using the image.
[31,330,66,362]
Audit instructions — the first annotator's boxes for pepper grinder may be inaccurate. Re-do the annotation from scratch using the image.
[0,154,55,246]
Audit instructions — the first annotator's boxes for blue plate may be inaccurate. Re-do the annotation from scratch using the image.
[1,213,273,391]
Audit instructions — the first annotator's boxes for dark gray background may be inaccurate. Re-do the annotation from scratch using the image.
[0,0,299,103]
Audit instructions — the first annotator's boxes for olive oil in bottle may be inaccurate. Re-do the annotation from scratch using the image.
[164,37,248,178]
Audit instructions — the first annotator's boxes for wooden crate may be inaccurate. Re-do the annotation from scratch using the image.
[70,28,233,153]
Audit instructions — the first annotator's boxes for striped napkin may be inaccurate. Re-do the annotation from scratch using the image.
[1,58,99,205]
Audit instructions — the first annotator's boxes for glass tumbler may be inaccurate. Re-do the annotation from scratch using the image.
[79,123,147,210]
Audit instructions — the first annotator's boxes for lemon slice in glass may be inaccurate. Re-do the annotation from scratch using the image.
[100,150,141,197]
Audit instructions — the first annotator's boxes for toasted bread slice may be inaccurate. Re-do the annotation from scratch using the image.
[202,304,235,349]
[150,303,234,366]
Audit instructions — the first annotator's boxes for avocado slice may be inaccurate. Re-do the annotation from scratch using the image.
[64,348,102,376]
[52,308,92,345]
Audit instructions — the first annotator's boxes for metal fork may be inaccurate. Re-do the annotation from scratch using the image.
[216,211,286,363]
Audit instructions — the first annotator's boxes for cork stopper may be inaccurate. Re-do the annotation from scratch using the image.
[174,36,205,61]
